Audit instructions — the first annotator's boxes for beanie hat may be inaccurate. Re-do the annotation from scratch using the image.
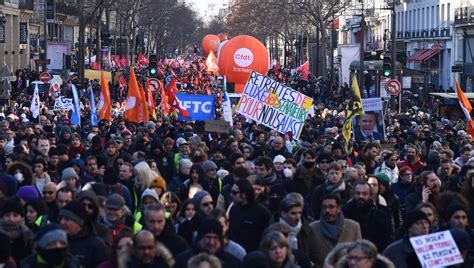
[106,194,125,210]
[375,173,391,189]
[59,200,86,226]
[446,202,469,222]
[36,224,68,249]
[16,185,40,202]
[92,136,102,145]
[0,175,17,197]
[61,167,79,181]
[427,150,440,162]
[1,197,25,217]
[403,210,429,233]
[103,167,119,185]
[141,189,160,204]
[150,176,167,192]
[196,218,223,243]
[450,228,471,251]
[202,160,218,173]
[192,190,211,208]
[0,232,11,261]
[273,155,286,164]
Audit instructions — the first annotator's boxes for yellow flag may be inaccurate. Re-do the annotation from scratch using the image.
[342,75,364,152]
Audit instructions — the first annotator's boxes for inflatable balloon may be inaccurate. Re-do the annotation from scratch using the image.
[217,35,270,93]
[216,40,228,58]
[202,35,221,56]
[217,33,228,42]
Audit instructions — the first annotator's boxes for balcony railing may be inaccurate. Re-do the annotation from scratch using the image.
[455,7,474,25]
[19,0,34,10]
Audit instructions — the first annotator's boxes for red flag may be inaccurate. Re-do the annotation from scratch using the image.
[146,83,157,120]
[121,56,129,68]
[113,55,122,68]
[98,70,111,122]
[124,66,142,123]
[138,84,149,122]
[296,61,310,81]
[165,77,190,117]
[161,81,169,116]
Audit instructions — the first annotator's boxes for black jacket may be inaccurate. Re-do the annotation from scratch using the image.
[21,252,81,268]
[228,201,271,252]
[68,224,109,267]
[343,200,393,251]
[153,220,189,257]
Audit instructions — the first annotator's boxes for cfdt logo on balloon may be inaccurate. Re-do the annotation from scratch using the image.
[234,48,254,67]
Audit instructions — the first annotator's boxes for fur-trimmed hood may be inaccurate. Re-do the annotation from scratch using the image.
[336,254,395,268]
[118,240,175,268]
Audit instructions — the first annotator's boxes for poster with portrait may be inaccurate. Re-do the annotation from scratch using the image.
[353,98,385,141]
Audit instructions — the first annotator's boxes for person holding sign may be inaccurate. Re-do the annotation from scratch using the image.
[383,210,430,268]
[354,112,385,142]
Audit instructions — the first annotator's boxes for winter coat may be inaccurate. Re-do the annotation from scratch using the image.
[310,218,362,268]
[152,219,189,257]
[383,237,421,268]
[310,181,351,220]
[21,252,81,268]
[374,162,399,184]
[67,224,109,268]
[228,201,271,252]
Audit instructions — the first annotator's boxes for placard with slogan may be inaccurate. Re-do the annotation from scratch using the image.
[409,230,464,268]
[236,71,313,139]
[53,96,74,111]
[176,94,216,121]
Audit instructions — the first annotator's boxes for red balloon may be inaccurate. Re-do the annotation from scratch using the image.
[217,35,269,93]
[202,35,221,56]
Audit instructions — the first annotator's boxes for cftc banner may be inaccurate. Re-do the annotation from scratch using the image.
[176,94,216,121]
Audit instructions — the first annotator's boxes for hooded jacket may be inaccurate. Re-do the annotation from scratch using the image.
[68,223,109,268]
[76,190,108,244]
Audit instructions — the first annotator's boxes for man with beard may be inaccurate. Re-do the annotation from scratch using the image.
[398,144,425,174]
[342,180,393,251]
[310,194,361,268]
[356,143,379,175]
[383,210,430,268]
[77,190,108,244]
[143,203,189,257]
[21,224,80,268]
[405,171,441,212]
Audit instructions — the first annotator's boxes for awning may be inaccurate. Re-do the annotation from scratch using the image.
[430,92,474,99]
[407,49,442,63]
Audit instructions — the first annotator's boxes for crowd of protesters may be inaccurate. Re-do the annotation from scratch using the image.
[0,54,472,268]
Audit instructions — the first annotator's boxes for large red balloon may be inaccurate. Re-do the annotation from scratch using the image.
[217,35,269,93]
[202,35,221,56]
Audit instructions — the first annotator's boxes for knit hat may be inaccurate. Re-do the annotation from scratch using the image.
[427,150,440,162]
[403,210,429,233]
[176,137,188,147]
[146,121,156,129]
[273,155,286,164]
[202,160,218,173]
[196,218,223,243]
[106,194,125,210]
[112,135,123,144]
[16,185,40,202]
[61,167,79,181]
[375,173,391,189]
[450,228,472,251]
[192,190,211,208]
[36,224,68,249]
[103,167,119,185]
[0,175,17,197]
[59,200,86,226]
[141,189,160,204]
[0,232,11,261]
[0,197,25,217]
[446,202,469,221]
[150,176,167,192]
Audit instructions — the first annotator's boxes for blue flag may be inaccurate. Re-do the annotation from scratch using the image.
[89,83,98,126]
[70,84,81,126]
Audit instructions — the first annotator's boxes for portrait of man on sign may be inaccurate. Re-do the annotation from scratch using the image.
[354,111,385,141]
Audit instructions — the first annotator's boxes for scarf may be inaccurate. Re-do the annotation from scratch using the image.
[261,172,277,186]
[324,179,346,194]
[0,220,32,241]
[279,218,302,250]
[319,213,344,246]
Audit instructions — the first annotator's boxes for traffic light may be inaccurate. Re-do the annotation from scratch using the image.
[148,54,158,76]
[383,54,392,78]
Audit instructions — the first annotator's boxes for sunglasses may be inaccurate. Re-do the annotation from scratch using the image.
[201,202,213,207]
[82,203,94,209]
[230,190,240,195]
[43,191,54,195]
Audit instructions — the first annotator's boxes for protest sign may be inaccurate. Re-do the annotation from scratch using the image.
[236,71,313,139]
[409,230,464,268]
[205,120,231,133]
[53,96,74,111]
[176,94,215,121]
[353,98,385,141]
[362,98,383,112]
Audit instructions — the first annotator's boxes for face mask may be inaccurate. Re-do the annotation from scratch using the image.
[15,172,24,182]
[283,168,293,178]
[303,161,315,169]
[43,126,53,132]
[407,155,416,162]
[38,247,67,266]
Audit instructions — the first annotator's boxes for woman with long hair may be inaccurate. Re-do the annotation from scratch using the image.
[160,191,182,222]
[134,161,159,193]
[259,230,299,268]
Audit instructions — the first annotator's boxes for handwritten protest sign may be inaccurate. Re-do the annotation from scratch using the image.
[205,120,231,133]
[53,96,74,111]
[236,71,313,139]
[362,98,383,112]
[409,230,464,268]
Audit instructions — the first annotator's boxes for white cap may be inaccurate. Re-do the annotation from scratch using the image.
[141,188,159,203]
[273,155,286,164]
[176,137,188,147]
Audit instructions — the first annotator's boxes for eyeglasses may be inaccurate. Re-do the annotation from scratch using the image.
[347,255,369,262]
[201,202,213,207]
[230,190,240,195]
[43,191,54,195]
